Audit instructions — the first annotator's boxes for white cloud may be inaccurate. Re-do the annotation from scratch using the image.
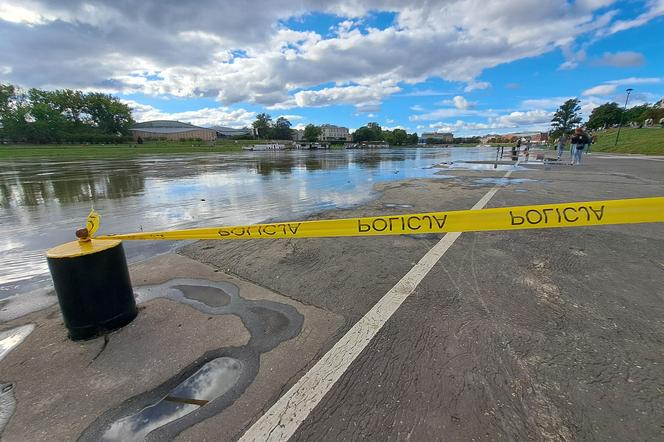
[269,83,400,111]
[596,51,645,67]
[0,3,52,24]
[521,97,574,109]
[401,89,453,97]
[582,84,617,96]
[607,77,662,86]
[277,114,304,120]
[2,0,655,112]
[559,47,587,70]
[428,109,554,134]
[453,95,475,110]
[409,106,495,121]
[410,104,424,111]
[464,81,491,92]
[582,77,662,96]
[607,0,664,34]
[122,100,255,127]
[494,110,553,127]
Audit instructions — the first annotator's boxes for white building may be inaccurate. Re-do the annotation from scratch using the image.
[292,129,305,141]
[320,124,351,141]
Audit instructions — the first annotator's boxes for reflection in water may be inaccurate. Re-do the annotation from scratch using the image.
[1,148,506,298]
[81,279,302,442]
[101,357,243,442]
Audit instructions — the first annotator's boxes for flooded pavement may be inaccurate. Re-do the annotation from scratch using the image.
[99,357,243,442]
[80,278,304,441]
[1,147,507,299]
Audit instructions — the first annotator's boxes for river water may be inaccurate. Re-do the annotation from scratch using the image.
[1,147,508,299]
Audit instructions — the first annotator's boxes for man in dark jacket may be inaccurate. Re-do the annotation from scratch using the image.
[570,128,590,165]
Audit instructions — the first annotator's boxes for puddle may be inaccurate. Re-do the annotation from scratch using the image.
[101,357,243,442]
[81,279,303,442]
[175,285,231,307]
[0,324,35,363]
[473,178,537,186]
[514,189,529,193]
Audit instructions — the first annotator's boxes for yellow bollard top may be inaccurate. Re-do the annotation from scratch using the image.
[46,239,122,259]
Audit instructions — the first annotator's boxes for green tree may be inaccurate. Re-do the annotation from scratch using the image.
[84,92,134,135]
[391,128,407,145]
[407,133,419,145]
[1,102,31,142]
[642,105,664,122]
[52,89,86,123]
[303,124,321,142]
[273,117,292,140]
[0,83,16,115]
[586,102,623,130]
[367,122,383,140]
[27,101,69,143]
[623,104,650,124]
[352,126,373,142]
[0,83,133,142]
[252,113,272,138]
[353,123,383,142]
[551,98,582,137]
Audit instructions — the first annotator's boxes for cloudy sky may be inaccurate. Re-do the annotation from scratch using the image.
[1,0,663,135]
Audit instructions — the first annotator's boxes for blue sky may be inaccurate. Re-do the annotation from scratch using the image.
[1,0,663,135]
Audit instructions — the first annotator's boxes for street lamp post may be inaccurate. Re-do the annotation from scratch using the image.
[614,88,633,147]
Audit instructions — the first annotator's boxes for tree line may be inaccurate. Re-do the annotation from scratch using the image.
[0,83,134,144]
[252,114,420,145]
[351,122,419,145]
[551,97,664,137]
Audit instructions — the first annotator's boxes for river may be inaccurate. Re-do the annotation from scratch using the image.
[1,147,507,299]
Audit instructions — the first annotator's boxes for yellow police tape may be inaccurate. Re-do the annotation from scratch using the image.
[94,196,664,241]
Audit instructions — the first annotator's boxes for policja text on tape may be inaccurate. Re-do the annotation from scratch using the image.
[93,196,664,241]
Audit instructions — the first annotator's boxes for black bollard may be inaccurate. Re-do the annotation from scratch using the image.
[46,239,137,341]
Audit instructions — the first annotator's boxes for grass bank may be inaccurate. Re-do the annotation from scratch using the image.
[589,127,664,155]
[0,140,255,158]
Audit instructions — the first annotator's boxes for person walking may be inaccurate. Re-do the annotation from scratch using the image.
[556,135,566,160]
[570,128,589,165]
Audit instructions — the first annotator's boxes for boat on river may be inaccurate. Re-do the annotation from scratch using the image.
[243,143,285,151]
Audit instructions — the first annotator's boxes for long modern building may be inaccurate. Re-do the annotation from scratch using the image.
[210,126,254,138]
[130,120,217,141]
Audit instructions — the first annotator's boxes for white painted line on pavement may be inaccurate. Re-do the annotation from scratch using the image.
[238,169,515,442]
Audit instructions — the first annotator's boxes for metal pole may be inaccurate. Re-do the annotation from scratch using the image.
[614,88,633,147]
